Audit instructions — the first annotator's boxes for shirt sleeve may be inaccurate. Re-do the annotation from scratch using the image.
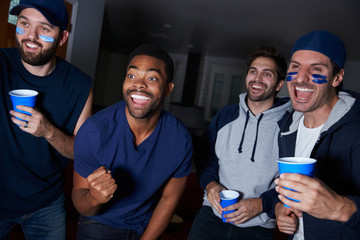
[74,118,100,178]
[196,126,220,189]
[172,129,193,178]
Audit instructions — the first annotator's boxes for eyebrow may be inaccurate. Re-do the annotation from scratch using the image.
[250,66,275,75]
[128,65,162,75]
[290,60,328,68]
[18,15,55,29]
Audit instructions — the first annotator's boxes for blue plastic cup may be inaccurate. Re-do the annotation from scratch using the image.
[277,157,317,207]
[9,89,38,121]
[220,190,240,223]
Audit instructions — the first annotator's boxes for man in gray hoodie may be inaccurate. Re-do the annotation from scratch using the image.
[188,46,292,239]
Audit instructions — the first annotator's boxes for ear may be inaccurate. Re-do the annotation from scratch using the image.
[332,69,344,88]
[165,82,174,97]
[276,80,284,92]
[58,30,69,47]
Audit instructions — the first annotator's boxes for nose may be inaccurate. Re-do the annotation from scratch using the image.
[133,77,147,89]
[255,72,262,82]
[26,26,39,41]
[295,68,309,84]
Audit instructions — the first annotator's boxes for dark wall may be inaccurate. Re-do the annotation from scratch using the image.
[181,52,201,106]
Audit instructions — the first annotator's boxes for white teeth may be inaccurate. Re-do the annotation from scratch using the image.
[251,84,263,89]
[131,94,150,100]
[295,87,314,92]
[26,43,38,48]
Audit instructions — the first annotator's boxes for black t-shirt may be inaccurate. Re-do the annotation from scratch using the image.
[0,48,92,217]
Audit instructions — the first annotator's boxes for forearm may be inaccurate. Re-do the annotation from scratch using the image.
[197,158,220,189]
[72,188,103,216]
[140,196,179,240]
[260,188,279,218]
[141,176,187,240]
[45,124,75,159]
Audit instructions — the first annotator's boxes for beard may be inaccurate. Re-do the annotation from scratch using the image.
[124,89,164,119]
[16,37,59,66]
[246,81,277,102]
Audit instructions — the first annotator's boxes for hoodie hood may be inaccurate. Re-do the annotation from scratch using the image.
[281,90,357,138]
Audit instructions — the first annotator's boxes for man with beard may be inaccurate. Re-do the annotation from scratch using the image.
[261,31,360,239]
[188,46,292,240]
[72,44,193,240]
[0,0,92,239]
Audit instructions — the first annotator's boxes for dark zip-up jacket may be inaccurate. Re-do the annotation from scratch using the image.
[261,90,360,239]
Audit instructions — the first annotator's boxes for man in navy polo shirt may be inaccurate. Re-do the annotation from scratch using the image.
[72,44,193,240]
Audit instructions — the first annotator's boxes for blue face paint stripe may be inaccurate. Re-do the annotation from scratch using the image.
[286,72,298,81]
[16,27,25,35]
[39,35,55,43]
[16,27,55,43]
[312,74,328,84]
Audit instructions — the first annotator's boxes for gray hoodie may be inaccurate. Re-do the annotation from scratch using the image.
[201,93,292,228]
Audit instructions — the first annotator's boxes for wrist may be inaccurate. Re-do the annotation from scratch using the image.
[255,197,263,213]
[45,124,55,140]
[88,191,102,208]
[333,196,356,222]
[206,181,218,192]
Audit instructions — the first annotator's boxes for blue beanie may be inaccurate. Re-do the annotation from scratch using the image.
[10,0,69,30]
[291,30,346,68]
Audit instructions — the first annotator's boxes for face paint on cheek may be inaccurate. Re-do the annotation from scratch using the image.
[286,72,298,81]
[312,74,328,84]
[16,27,25,35]
[39,35,55,43]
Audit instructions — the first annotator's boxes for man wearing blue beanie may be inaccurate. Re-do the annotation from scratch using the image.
[0,0,93,239]
[260,30,360,239]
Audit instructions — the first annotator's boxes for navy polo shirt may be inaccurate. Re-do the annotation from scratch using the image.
[74,101,193,234]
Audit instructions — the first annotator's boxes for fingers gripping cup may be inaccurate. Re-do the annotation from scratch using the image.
[220,190,240,223]
[277,157,317,207]
[9,89,38,122]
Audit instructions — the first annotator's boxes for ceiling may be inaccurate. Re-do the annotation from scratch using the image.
[101,0,360,61]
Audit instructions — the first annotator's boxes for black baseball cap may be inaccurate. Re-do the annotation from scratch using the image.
[10,0,69,30]
[291,30,346,68]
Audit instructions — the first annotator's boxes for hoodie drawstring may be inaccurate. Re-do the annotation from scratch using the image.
[250,113,264,162]
[238,111,264,162]
[238,110,250,153]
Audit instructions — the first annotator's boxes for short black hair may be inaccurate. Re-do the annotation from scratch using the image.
[128,44,174,82]
[246,46,287,83]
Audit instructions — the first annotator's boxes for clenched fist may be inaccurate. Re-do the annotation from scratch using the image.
[87,166,118,206]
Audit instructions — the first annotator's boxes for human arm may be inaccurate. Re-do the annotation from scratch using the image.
[72,166,117,216]
[205,181,226,215]
[10,89,93,159]
[275,173,356,222]
[196,105,239,189]
[222,188,301,225]
[222,198,263,224]
[275,202,299,235]
[140,176,188,240]
[195,129,220,189]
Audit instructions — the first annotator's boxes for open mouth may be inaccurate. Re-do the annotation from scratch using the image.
[252,84,263,90]
[21,39,42,50]
[130,94,150,105]
[250,82,265,92]
[294,86,314,101]
[23,40,41,51]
